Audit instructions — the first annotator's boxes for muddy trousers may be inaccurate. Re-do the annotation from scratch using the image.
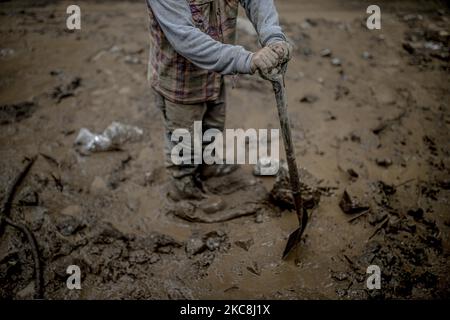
[154,82,226,179]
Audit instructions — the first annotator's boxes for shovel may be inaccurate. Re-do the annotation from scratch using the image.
[260,63,308,259]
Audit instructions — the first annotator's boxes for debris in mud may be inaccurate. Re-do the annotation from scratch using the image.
[254,212,264,223]
[407,207,424,220]
[26,207,47,232]
[74,121,143,154]
[319,48,332,57]
[51,77,81,103]
[331,57,342,66]
[336,170,448,299]
[346,168,359,179]
[186,235,207,257]
[331,270,349,282]
[54,214,85,236]
[371,110,406,135]
[17,186,39,206]
[144,232,183,254]
[339,182,371,214]
[300,94,319,104]
[235,238,254,251]
[401,17,450,66]
[0,48,15,58]
[186,231,229,257]
[247,261,261,276]
[205,231,228,251]
[0,101,36,125]
[362,51,373,60]
[270,166,321,210]
[375,157,393,168]
[368,210,388,226]
[124,55,140,64]
[335,85,349,100]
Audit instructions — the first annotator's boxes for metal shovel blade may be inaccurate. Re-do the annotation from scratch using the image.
[282,227,304,259]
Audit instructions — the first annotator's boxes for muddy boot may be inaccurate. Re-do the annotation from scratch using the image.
[167,175,206,201]
[167,176,227,214]
[199,164,239,180]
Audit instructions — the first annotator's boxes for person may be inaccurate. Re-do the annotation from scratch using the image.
[146,0,291,201]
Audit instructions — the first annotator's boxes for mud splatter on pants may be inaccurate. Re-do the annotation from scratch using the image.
[154,81,226,179]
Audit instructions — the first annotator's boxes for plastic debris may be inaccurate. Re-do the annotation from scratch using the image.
[74,121,143,154]
[320,48,332,57]
[331,57,342,66]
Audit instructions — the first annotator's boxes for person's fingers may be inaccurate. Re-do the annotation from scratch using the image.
[272,45,285,58]
[262,53,277,68]
[265,48,279,65]
[263,48,279,66]
[257,57,270,72]
[259,54,274,70]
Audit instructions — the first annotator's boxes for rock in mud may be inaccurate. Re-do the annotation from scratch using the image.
[17,186,39,206]
[90,176,108,194]
[0,101,36,125]
[362,51,373,59]
[186,236,207,256]
[204,231,228,252]
[375,157,393,167]
[331,271,349,282]
[378,181,396,196]
[407,207,424,220]
[51,77,81,103]
[320,48,332,57]
[270,166,321,210]
[199,195,226,214]
[254,212,264,223]
[300,94,319,104]
[147,233,183,254]
[235,238,254,251]
[331,57,341,66]
[26,206,47,231]
[185,230,228,256]
[339,183,371,214]
[55,214,85,236]
[368,210,388,226]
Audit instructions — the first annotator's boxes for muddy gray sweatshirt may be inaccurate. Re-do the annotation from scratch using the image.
[147,0,286,74]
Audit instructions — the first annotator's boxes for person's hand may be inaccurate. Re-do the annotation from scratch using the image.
[268,41,292,62]
[251,47,280,74]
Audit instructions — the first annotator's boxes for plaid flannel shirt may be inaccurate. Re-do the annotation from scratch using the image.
[147,0,239,104]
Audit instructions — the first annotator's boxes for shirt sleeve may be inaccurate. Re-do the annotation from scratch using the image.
[147,0,253,75]
[239,0,286,45]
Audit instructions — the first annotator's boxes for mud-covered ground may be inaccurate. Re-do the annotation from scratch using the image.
[0,0,449,299]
